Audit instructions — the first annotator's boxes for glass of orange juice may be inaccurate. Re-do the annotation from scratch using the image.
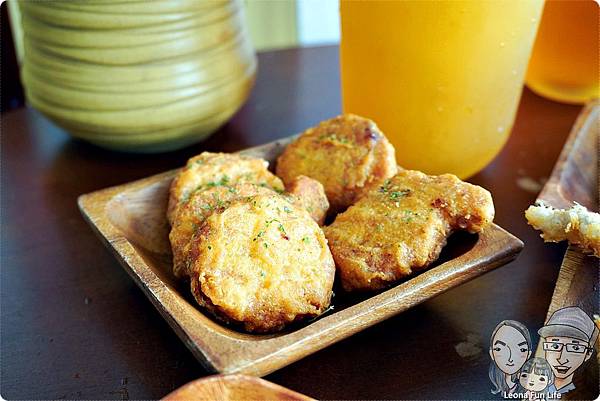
[340,0,544,178]
[526,0,599,104]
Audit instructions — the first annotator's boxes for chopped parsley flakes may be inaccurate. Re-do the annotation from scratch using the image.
[205,175,230,188]
[319,133,350,144]
[389,189,411,200]
[402,209,419,223]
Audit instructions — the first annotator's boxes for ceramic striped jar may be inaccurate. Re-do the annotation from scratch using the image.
[19,0,256,152]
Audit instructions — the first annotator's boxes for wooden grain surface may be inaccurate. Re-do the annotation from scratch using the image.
[1,46,597,399]
[537,101,599,210]
[535,101,599,327]
[162,374,315,401]
[532,102,599,400]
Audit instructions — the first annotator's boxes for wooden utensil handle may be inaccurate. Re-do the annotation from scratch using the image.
[538,100,599,211]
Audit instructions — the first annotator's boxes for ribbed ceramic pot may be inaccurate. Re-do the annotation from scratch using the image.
[19,0,256,152]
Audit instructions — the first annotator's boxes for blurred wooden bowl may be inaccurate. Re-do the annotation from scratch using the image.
[162,375,316,401]
[25,46,253,93]
[23,36,252,85]
[20,1,209,30]
[44,0,224,15]
[21,10,240,48]
[19,0,256,152]
[20,5,236,49]
[22,62,254,111]
[25,65,254,128]
[22,17,242,65]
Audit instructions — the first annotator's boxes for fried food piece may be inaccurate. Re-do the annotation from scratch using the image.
[525,201,600,257]
[167,152,284,224]
[187,194,335,333]
[284,175,329,226]
[169,184,275,278]
[276,114,397,213]
[171,177,326,279]
[324,170,495,291]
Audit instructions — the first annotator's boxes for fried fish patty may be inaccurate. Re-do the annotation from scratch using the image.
[169,184,275,279]
[187,194,335,333]
[324,170,495,291]
[276,114,397,213]
[284,175,329,226]
[167,152,284,224]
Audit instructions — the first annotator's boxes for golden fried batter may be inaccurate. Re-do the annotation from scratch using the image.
[187,194,335,333]
[169,184,275,278]
[170,177,327,279]
[167,152,284,224]
[276,114,397,213]
[324,170,495,291]
[525,201,600,257]
[284,175,329,226]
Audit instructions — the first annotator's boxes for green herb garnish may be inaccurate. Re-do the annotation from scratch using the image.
[379,179,392,193]
[205,175,230,188]
[252,230,265,242]
[402,209,419,223]
[319,133,350,144]
[389,189,411,200]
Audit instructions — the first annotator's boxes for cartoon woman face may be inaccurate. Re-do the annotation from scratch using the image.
[519,370,549,392]
[490,325,531,375]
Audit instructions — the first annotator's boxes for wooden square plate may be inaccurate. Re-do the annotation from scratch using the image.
[78,136,524,377]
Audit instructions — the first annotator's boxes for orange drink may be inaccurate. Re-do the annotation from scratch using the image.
[526,0,599,104]
[340,1,544,178]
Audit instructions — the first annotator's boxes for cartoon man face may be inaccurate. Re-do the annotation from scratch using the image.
[539,306,598,393]
[519,369,549,392]
[490,324,531,375]
[543,336,592,379]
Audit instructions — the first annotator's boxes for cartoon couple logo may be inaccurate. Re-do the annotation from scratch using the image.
[489,306,598,399]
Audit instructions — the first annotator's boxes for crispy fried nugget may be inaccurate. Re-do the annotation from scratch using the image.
[169,184,275,278]
[525,201,600,257]
[170,178,327,279]
[188,194,335,333]
[167,152,284,224]
[284,175,329,226]
[324,170,495,291]
[276,114,397,213]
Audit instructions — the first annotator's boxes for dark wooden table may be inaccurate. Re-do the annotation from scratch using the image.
[1,46,596,400]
